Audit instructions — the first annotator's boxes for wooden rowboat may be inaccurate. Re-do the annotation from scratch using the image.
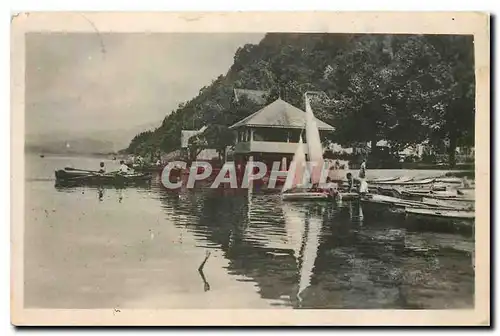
[421,197,474,210]
[401,189,459,199]
[433,177,464,184]
[282,191,330,201]
[337,192,359,200]
[55,169,152,187]
[372,177,436,186]
[372,176,414,184]
[367,176,399,183]
[360,194,459,211]
[405,207,475,220]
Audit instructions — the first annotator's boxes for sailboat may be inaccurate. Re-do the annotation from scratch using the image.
[282,93,329,201]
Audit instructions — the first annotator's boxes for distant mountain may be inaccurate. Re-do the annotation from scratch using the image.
[25,120,160,154]
[25,138,116,155]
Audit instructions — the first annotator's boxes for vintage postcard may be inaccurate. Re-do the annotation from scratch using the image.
[11,12,490,326]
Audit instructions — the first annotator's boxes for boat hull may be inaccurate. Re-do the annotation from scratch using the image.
[372,177,435,186]
[55,169,152,187]
[282,192,330,201]
[360,194,459,216]
[405,207,475,221]
[421,197,475,210]
[337,192,359,200]
[128,164,163,173]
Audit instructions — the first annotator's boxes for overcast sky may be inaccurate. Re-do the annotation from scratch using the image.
[25,33,265,141]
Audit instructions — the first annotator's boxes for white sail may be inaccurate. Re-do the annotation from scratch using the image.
[283,135,306,192]
[304,96,324,185]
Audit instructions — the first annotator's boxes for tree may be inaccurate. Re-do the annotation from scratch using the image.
[325,35,400,154]
[199,124,234,160]
[187,134,207,162]
[422,35,475,167]
[128,130,153,154]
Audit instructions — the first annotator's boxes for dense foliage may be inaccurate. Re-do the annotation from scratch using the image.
[127,33,475,167]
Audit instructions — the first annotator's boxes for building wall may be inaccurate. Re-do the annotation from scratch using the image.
[234,140,308,155]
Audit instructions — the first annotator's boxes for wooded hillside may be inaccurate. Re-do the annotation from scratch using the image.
[127,33,475,167]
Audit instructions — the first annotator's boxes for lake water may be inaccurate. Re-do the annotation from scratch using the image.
[24,154,474,309]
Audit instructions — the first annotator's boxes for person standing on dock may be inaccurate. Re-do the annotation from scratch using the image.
[358,158,369,196]
[346,172,354,192]
[359,158,367,180]
[462,176,471,188]
[98,162,106,174]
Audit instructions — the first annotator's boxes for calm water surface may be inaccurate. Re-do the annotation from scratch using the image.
[24,154,474,309]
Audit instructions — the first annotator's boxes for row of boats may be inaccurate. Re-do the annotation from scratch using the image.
[352,176,474,225]
[281,173,474,225]
[54,165,475,226]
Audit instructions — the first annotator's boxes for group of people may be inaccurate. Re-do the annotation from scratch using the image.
[130,154,162,167]
[307,158,368,197]
[338,159,368,194]
[97,161,134,175]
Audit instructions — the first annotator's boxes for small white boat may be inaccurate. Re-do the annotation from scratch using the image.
[401,178,436,185]
[434,177,464,184]
[405,207,475,220]
[282,191,330,201]
[367,176,399,183]
[422,197,475,210]
[361,194,458,210]
[423,192,474,201]
[402,189,459,199]
[337,192,359,200]
[378,176,414,184]
[374,177,436,186]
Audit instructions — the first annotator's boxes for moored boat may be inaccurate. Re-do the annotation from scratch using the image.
[282,191,330,201]
[55,169,94,180]
[400,189,460,201]
[405,207,475,221]
[372,177,435,186]
[55,168,152,187]
[371,176,414,185]
[128,163,164,173]
[337,192,359,201]
[433,177,464,184]
[421,197,474,210]
[367,176,399,183]
[360,193,460,216]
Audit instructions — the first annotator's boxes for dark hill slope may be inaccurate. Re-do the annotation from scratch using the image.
[127,33,474,167]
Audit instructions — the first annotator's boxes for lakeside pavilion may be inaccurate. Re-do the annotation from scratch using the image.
[229,98,335,172]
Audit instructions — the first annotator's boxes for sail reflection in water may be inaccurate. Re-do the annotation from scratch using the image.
[291,204,323,305]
